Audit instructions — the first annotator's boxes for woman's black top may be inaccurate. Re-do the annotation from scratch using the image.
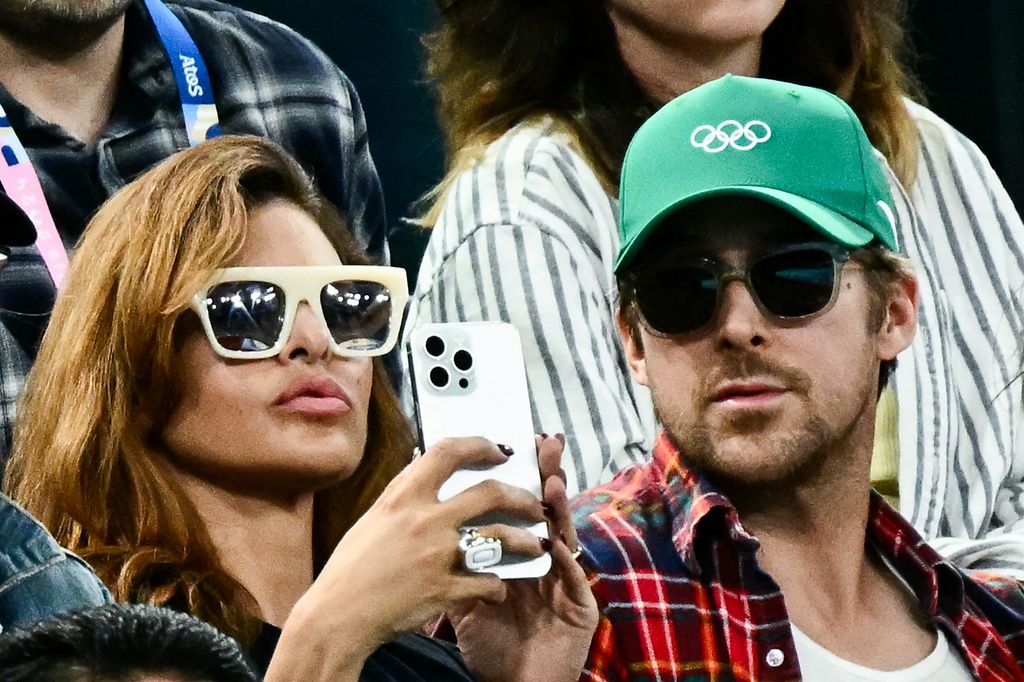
[248,623,476,681]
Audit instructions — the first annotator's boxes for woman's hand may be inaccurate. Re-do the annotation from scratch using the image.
[268,437,546,682]
[451,435,599,682]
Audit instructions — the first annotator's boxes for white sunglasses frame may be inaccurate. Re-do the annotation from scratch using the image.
[191,265,409,360]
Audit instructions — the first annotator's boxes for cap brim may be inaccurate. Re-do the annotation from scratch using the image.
[0,193,35,247]
[615,186,875,272]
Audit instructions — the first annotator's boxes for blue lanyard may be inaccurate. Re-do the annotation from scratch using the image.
[142,0,221,144]
[0,0,221,288]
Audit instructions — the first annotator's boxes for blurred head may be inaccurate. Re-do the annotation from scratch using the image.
[424,0,919,223]
[0,603,255,682]
[6,136,414,642]
[614,78,917,493]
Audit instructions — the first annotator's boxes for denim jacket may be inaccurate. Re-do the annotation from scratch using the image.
[0,493,110,633]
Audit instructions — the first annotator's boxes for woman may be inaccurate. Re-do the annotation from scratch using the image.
[4,135,596,680]
[407,0,1024,574]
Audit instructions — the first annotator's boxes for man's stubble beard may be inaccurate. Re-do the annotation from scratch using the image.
[660,396,839,496]
[0,0,131,51]
[653,351,876,499]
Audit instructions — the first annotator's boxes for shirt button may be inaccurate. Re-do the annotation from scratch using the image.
[766,648,785,668]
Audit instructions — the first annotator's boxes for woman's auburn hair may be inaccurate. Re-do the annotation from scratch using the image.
[422,0,922,224]
[4,135,413,644]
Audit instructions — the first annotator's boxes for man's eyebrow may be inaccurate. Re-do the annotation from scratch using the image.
[635,246,714,270]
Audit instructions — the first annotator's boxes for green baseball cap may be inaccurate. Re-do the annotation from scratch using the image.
[615,74,898,272]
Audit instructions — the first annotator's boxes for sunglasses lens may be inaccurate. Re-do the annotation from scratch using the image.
[751,247,837,318]
[634,264,718,335]
[204,281,286,353]
[321,280,394,352]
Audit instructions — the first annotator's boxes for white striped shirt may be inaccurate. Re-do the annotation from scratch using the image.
[407,106,1024,574]
[895,101,1024,575]
[406,119,655,492]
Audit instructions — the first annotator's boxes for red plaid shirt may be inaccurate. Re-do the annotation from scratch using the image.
[571,432,1024,681]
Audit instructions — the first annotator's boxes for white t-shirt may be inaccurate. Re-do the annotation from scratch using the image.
[792,549,974,681]
[791,624,973,681]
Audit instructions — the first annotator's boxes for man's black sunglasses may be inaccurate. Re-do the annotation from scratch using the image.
[627,242,854,336]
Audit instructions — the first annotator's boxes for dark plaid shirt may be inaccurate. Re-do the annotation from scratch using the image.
[0,0,387,461]
[572,431,1024,681]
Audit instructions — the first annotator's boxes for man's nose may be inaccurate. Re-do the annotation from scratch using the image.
[714,279,768,349]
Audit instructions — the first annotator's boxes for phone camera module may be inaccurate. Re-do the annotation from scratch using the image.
[429,366,450,389]
[425,335,446,357]
[452,349,473,372]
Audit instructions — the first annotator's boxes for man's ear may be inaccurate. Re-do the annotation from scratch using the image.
[617,311,649,387]
[877,272,918,362]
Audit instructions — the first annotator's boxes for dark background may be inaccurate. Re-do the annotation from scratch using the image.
[231,0,1024,280]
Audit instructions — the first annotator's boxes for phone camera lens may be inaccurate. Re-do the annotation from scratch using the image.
[458,378,469,389]
[425,335,446,357]
[429,366,450,388]
[452,349,473,372]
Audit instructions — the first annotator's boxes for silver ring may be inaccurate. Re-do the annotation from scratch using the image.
[459,528,503,572]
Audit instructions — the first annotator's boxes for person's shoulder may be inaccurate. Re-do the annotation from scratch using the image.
[165,0,308,42]
[0,494,63,570]
[965,570,1024,608]
[438,118,615,237]
[571,465,671,574]
[959,570,1024,638]
[0,495,110,632]
[903,99,987,161]
[165,0,346,83]
[481,118,604,188]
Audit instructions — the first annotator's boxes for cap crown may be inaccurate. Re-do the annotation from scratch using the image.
[616,75,897,271]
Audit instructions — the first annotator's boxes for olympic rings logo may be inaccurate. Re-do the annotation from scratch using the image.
[690,120,772,153]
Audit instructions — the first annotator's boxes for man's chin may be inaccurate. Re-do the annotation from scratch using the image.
[698,457,818,492]
[669,418,835,491]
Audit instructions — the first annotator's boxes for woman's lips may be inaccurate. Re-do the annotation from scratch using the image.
[274,377,352,417]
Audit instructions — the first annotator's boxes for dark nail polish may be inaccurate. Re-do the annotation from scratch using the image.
[540,432,549,439]
[542,503,554,517]
[540,538,552,551]
[497,443,515,457]
[555,433,566,446]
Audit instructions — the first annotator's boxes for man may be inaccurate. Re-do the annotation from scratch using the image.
[0,603,255,681]
[0,0,387,460]
[573,75,1024,680]
[0,197,110,634]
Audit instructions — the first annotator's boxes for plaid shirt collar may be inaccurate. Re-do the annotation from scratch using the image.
[652,430,970,618]
[0,1,174,146]
[652,431,756,576]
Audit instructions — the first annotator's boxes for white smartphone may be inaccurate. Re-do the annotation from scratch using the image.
[407,321,551,579]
